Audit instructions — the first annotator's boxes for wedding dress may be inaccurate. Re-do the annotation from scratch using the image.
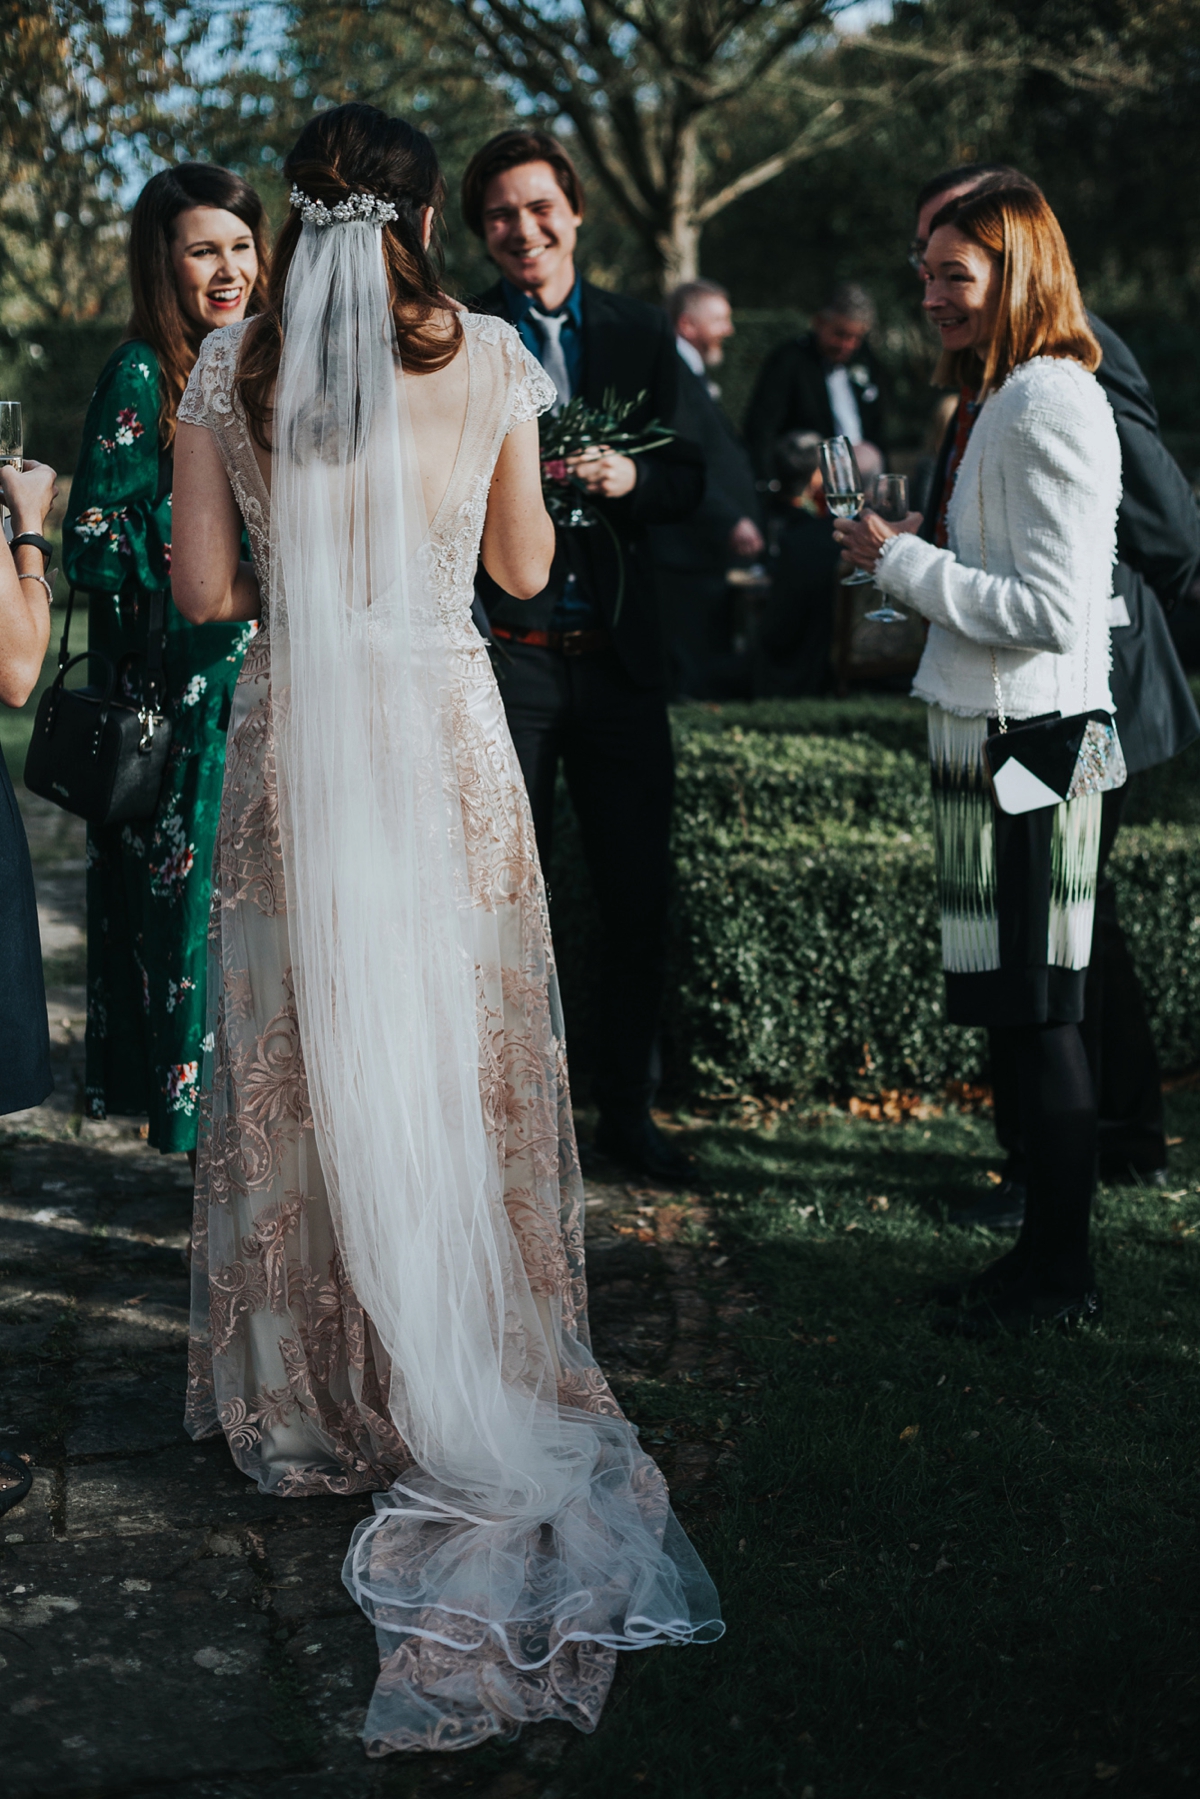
[178,207,721,1753]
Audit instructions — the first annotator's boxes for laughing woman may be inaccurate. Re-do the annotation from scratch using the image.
[834,184,1121,1335]
[63,165,268,1159]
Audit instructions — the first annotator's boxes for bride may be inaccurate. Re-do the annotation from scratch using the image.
[170,103,721,1752]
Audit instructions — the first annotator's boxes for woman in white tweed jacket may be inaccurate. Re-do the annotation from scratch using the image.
[836,184,1120,1337]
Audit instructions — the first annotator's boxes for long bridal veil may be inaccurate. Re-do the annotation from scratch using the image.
[269,210,722,1747]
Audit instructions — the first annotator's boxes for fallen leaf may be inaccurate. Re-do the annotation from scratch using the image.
[934,1556,952,1572]
[899,1425,920,1443]
[868,1194,890,1212]
[986,1170,1003,1186]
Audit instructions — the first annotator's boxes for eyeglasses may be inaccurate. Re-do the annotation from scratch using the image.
[907,240,927,274]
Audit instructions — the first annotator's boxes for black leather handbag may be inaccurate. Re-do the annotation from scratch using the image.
[24,587,172,825]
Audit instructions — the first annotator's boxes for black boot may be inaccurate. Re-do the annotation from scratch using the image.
[936,1023,1100,1336]
[592,1114,693,1184]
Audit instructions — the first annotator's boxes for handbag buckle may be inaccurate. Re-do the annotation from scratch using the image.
[137,707,163,753]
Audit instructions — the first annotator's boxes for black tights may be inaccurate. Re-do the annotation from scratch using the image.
[993,1021,1097,1293]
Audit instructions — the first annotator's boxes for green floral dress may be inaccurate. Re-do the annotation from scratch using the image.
[63,338,253,1152]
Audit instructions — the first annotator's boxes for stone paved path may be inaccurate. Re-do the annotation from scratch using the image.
[1,794,737,1799]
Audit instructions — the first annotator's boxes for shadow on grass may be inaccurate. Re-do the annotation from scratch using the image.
[545,1098,1200,1799]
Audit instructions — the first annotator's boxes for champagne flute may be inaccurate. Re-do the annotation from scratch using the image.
[0,402,22,472]
[864,473,909,623]
[819,435,873,587]
[0,402,21,528]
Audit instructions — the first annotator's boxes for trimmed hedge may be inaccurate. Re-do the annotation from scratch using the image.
[547,700,1200,1106]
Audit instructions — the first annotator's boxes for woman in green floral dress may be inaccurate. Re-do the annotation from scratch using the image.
[63,164,269,1157]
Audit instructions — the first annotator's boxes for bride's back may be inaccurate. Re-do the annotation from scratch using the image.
[242,308,470,529]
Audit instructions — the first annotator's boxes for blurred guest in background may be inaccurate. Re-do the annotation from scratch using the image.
[756,430,840,696]
[62,163,268,1164]
[913,163,1200,1222]
[1,459,58,1117]
[744,282,887,485]
[651,279,762,698]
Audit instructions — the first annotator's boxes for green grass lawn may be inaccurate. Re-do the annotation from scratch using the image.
[541,1097,1200,1799]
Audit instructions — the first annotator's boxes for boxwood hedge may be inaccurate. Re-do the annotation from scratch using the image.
[546,699,1200,1105]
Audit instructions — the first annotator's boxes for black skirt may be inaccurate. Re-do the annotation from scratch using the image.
[927,707,1103,1028]
[0,753,52,1114]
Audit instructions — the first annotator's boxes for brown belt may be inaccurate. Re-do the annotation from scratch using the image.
[489,623,610,656]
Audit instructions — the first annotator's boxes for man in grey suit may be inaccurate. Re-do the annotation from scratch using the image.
[651,279,763,697]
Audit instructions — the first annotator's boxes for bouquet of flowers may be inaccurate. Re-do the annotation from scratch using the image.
[539,389,676,619]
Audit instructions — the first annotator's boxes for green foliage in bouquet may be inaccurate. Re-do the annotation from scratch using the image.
[539,388,675,620]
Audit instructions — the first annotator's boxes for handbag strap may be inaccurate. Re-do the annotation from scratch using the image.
[144,588,167,712]
[56,586,166,707]
[56,587,77,672]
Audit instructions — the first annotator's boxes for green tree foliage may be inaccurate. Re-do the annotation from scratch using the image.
[0,1,204,324]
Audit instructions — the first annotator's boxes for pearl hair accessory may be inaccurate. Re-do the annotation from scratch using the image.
[289,185,399,228]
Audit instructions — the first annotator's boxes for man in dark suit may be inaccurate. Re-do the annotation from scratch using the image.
[462,129,705,1181]
[743,283,887,484]
[651,279,763,697]
[913,164,1200,1223]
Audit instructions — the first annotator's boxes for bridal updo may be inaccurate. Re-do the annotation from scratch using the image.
[236,102,462,447]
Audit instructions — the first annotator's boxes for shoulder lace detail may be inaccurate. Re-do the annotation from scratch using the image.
[178,319,253,429]
[462,313,556,431]
[506,337,557,430]
[176,320,271,603]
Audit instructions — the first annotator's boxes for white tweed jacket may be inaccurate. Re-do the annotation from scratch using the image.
[874,356,1121,720]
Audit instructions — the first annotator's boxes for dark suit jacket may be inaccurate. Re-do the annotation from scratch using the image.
[472,279,705,689]
[920,316,1200,774]
[743,330,887,482]
[650,357,760,573]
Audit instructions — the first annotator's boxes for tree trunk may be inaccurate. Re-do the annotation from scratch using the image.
[654,118,701,293]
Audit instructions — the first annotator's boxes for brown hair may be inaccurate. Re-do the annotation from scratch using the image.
[461,129,585,239]
[928,184,1100,392]
[126,163,269,448]
[235,104,461,449]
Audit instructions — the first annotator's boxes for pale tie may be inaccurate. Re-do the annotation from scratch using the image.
[527,307,572,412]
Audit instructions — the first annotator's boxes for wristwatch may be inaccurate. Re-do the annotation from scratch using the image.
[10,531,53,566]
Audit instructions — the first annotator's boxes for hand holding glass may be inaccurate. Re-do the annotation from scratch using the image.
[863,473,909,623]
[819,436,874,587]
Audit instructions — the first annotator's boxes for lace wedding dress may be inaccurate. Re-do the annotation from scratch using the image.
[178,225,720,1754]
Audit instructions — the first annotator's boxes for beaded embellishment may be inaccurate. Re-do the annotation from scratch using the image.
[289,185,399,228]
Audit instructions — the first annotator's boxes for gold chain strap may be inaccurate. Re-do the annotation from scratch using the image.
[980,453,1007,733]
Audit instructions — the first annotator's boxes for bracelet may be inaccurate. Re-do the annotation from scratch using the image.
[18,571,53,604]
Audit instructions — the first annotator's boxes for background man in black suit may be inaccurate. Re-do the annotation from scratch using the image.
[463,129,704,1181]
[651,279,762,698]
[743,282,887,485]
[912,163,1200,1225]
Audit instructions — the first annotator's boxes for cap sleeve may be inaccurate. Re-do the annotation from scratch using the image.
[177,322,243,431]
[503,330,557,433]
